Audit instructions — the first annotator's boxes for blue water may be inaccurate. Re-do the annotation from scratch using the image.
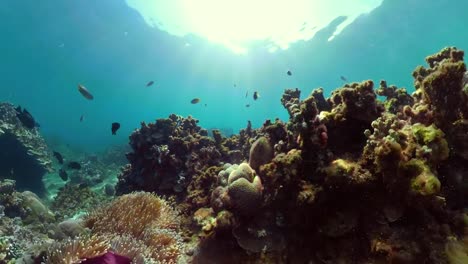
[1,0,467,152]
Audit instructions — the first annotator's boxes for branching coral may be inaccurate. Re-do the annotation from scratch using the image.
[412,47,468,129]
[376,80,414,114]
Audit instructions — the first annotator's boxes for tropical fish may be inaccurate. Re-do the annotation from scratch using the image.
[53,151,64,164]
[146,81,154,87]
[112,122,121,135]
[59,169,68,181]
[191,98,200,104]
[287,70,292,76]
[253,91,260,101]
[78,84,94,100]
[67,161,81,170]
[340,76,348,82]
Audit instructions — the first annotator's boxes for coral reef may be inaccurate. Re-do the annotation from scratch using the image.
[81,192,185,263]
[0,179,56,263]
[98,47,468,263]
[50,183,109,221]
[116,115,229,197]
[376,80,414,114]
[0,103,52,194]
[196,48,468,263]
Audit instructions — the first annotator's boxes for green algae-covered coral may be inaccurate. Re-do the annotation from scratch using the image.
[412,123,449,162]
[401,159,441,196]
[328,80,385,123]
[412,47,468,129]
[445,236,468,264]
[376,80,414,114]
[322,158,373,188]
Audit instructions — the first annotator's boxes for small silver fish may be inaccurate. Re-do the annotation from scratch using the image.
[78,84,94,100]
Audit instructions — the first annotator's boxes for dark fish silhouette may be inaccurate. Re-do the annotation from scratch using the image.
[53,151,64,164]
[78,84,94,100]
[287,70,292,76]
[15,106,39,129]
[59,169,68,181]
[80,115,84,122]
[246,104,250,107]
[112,122,120,135]
[146,81,154,87]
[78,182,89,189]
[191,98,200,104]
[67,161,81,170]
[340,76,347,82]
[253,91,259,101]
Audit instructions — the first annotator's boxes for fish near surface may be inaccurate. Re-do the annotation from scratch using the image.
[146,81,154,87]
[253,91,260,101]
[78,84,94,100]
[191,98,200,104]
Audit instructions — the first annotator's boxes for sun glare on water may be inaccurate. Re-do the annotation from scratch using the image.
[126,0,383,54]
